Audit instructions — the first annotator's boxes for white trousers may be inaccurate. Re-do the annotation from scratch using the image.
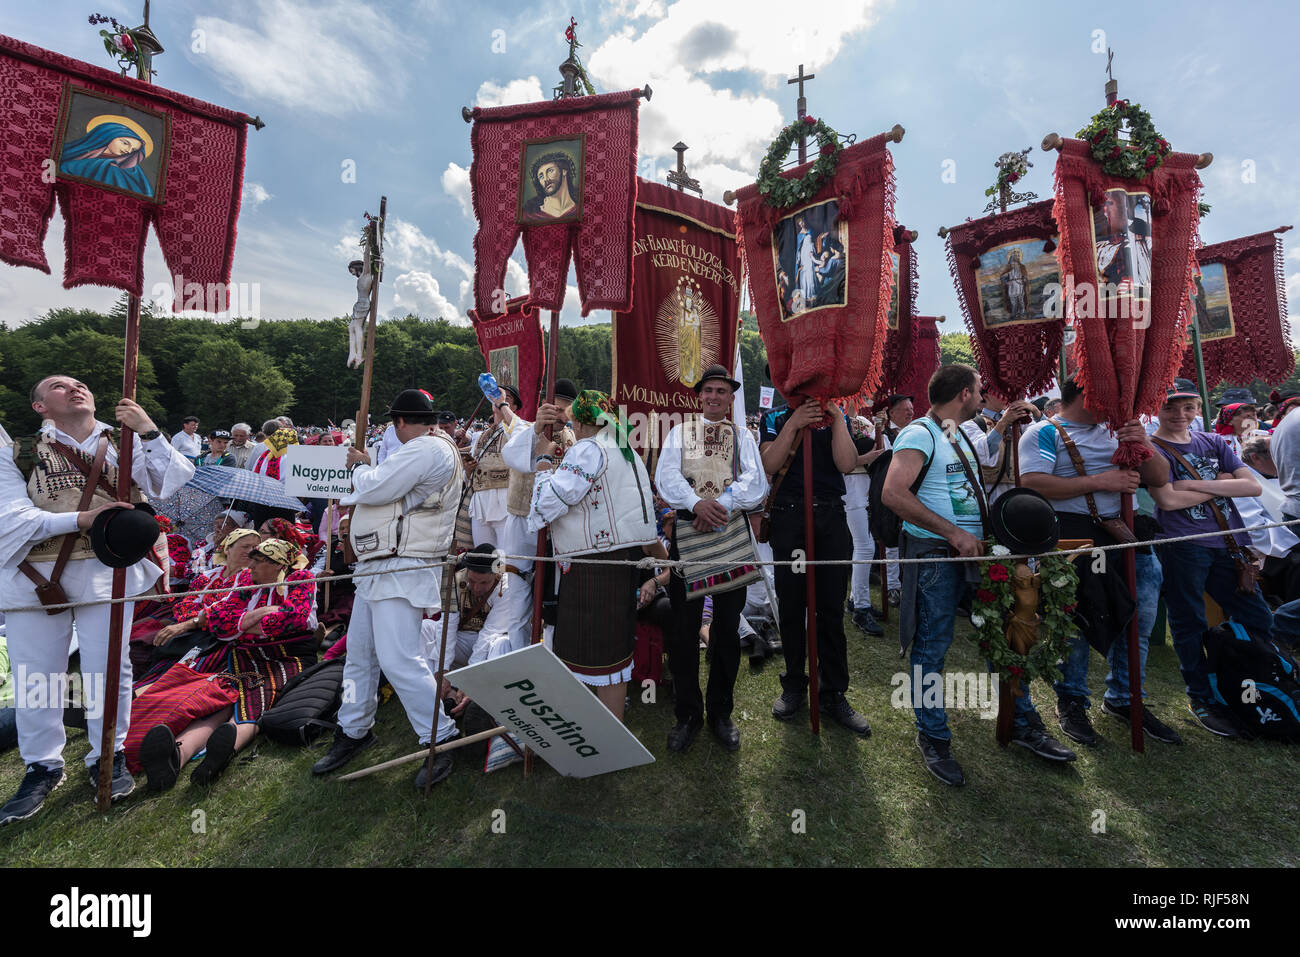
[338,595,455,745]
[471,516,506,550]
[843,475,875,610]
[8,601,136,770]
[499,513,536,573]
[886,547,900,590]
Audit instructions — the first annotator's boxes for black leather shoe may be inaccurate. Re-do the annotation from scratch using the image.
[852,608,884,636]
[414,750,454,790]
[191,721,238,786]
[139,724,181,791]
[1012,714,1077,762]
[772,688,805,720]
[312,728,376,775]
[916,733,965,786]
[822,693,871,737]
[709,715,741,751]
[762,622,783,654]
[666,715,703,753]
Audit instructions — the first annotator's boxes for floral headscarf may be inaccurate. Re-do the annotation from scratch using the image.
[264,427,299,458]
[214,527,261,568]
[570,389,634,464]
[254,537,308,585]
[1214,403,1256,436]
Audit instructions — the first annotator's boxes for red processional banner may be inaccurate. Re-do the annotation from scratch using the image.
[945,199,1065,402]
[0,34,250,305]
[468,296,545,421]
[735,131,897,406]
[1051,137,1202,464]
[612,179,741,435]
[874,225,918,404]
[900,316,942,416]
[468,89,641,318]
[1178,226,1294,387]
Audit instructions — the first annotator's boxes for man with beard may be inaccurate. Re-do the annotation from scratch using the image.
[522,152,578,221]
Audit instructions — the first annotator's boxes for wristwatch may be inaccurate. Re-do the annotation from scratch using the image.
[139,428,161,441]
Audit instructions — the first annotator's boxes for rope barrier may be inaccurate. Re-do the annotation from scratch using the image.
[3,515,1297,615]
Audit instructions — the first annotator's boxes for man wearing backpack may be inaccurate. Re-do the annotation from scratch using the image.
[1017,378,1181,746]
[882,365,1074,786]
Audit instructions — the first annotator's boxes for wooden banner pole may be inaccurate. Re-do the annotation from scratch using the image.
[422,556,457,796]
[354,196,387,438]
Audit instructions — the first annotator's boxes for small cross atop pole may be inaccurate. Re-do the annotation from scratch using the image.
[787,63,816,163]
[1104,47,1118,105]
[666,141,702,194]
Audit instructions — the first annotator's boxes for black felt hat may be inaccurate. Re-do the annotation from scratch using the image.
[988,488,1059,556]
[386,389,437,419]
[692,363,741,394]
[498,383,522,408]
[460,543,498,574]
[554,378,579,402]
[89,503,161,569]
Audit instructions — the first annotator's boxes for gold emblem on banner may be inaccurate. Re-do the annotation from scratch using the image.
[656,276,720,388]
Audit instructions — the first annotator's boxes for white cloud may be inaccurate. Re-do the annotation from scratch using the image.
[442,162,474,220]
[192,0,413,117]
[475,76,545,108]
[390,270,464,323]
[241,182,272,209]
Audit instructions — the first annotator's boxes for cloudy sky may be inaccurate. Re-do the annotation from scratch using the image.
[2,0,1298,336]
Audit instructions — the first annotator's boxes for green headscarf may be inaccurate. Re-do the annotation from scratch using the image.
[570,389,634,464]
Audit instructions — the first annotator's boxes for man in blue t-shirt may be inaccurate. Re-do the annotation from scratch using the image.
[883,364,1074,786]
[1148,385,1272,738]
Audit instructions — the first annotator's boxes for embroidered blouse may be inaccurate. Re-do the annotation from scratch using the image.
[206,568,316,641]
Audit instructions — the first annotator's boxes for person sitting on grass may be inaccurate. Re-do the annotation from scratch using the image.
[135,538,317,789]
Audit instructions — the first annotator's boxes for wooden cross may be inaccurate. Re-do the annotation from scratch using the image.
[788,63,816,163]
[666,141,701,195]
[1106,48,1114,83]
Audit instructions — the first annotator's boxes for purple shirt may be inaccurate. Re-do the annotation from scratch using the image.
[1152,431,1248,549]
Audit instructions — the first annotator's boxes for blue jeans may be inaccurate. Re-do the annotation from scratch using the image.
[1054,548,1163,706]
[1272,598,1300,646]
[1158,540,1275,701]
[909,553,1039,738]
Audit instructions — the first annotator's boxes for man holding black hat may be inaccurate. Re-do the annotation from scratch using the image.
[656,364,768,752]
[1018,378,1180,746]
[0,375,195,824]
[314,388,465,788]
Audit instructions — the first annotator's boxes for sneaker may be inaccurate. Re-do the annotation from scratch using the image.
[191,722,238,786]
[1102,699,1183,745]
[0,764,65,825]
[821,693,871,737]
[1012,713,1077,761]
[771,688,806,721]
[139,724,181,791]
[87,751,135,802]
[852,608,884,637]
[1056,695,1100,747]
[887,588,902,608]
[1187,698,1239,738]
[916,733,964,786]
[414,749,454,790]
[311,728,377,775]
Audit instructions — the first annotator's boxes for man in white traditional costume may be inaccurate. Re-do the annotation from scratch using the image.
[0,376,195,824]
[655,365,768,752]
[313,389,464,789]
[467,385,528,548]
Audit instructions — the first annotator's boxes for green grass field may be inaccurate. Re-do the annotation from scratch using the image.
[4,595,1299,868]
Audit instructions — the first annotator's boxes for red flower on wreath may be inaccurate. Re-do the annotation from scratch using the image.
[975,589,996,603]
[1109,145,1122,159]
[1064,603,1078,614]
[1144,154,1159,169]
[1007,171,1020,183]
[988,564,1009,583]
[1009,666,1027,679]
[819,143,836,156]
[803,115,817,125]
[120,32,135,52]
[1157,138,1170,153]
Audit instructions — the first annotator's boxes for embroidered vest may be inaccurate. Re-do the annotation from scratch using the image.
[21,434,144,564]
[547,430,657,558]
[507,425,575,517]
[350,432,465,562]
[452,568,498,633]
[680,417,737,502]
[471,425,511,493]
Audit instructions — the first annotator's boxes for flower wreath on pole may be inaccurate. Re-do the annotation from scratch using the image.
[1076,99,1171,181]
[969,545,1078,687]
[757,116,842,210]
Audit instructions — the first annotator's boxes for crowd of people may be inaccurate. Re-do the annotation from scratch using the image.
[3,362,1300,825]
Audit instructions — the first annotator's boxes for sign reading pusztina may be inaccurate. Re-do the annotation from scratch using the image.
[448,643,655,778]
[281,445,353,498]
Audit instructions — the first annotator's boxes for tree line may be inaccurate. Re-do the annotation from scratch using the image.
[0,300,1291,436]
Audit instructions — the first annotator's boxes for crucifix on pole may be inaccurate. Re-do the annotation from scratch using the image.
[788,63,816,164]
[666,141,702,195]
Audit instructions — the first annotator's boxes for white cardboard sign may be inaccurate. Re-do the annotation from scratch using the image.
[759,386,775,409]
[448,643,655,778]
[280,445,353,498]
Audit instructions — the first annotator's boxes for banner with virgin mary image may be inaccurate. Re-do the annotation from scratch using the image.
[612,179,741,449]
[0,34,250,303]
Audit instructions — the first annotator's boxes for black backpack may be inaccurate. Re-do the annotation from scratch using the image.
[259,658,346,746]
[867,426,935,548]
[1204,621,1300,741]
